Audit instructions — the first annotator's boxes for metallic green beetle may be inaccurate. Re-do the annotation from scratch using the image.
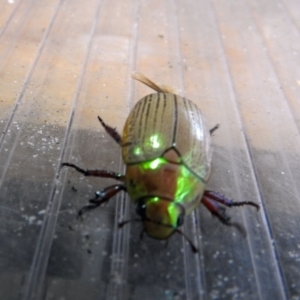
[62,73,259,251]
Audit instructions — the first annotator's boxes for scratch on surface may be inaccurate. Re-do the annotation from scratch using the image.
[267,176,299,200]
[214,147,249,167]
[0,205,22,216]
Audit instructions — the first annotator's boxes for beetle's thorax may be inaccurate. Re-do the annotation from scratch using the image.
[125,149,206,215]
[127,160,179,200]
[162,148,181,163]
[138,197,183,239]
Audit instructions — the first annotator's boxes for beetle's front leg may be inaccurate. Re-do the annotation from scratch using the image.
[61,162,125,182]
[98,116,121,145]
[78,184,127,216]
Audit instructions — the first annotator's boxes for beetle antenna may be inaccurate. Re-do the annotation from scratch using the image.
[175,229,198,253]
[132,72,178,94]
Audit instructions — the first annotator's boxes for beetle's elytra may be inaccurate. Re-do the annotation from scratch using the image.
[61,73,259,252]
[122,92,211,181]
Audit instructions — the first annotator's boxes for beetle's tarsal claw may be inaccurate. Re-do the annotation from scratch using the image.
[118,219,132,228]
[60,162,71,172]
[176,229,199,253]
[61,162,87,175]
[215,206,231,224]
[118,220,126,228]
[77,207,87,217]
[77,204,99,217]
[60,162,70,168]
[77,213,83,221]
[203,190,260,211]
[229,201,260,211]
[249,202,260,211]
[189,242,198,253]
[215,210,231,226]
[118,218,142,228]
[221,214,231,225]
[209,124,219,135]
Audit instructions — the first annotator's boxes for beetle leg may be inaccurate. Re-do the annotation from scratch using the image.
[209,124,219,135]
[61,162,125,182]
[98,116,121,145]
[202,190,259,236]
[118,218,142,229]
[78,184,126,216]
[201,195,231,224]
[201,195,247,236]
[204,190,260,211]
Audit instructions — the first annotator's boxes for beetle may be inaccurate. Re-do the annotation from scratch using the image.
[61,73,259,252]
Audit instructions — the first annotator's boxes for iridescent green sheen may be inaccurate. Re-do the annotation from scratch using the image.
[146,197,178,227]
[167,202,179,227]
[140,157,167,170]
[137,157,202,210]
[174,164,197,204]
[133,146,142,155]
[133,134,163,156]
[148,134,162,149]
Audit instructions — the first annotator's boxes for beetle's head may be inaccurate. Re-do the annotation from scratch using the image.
[137,196,185,239]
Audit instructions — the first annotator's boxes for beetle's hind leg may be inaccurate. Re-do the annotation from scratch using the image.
[78,184,127,216]
[204,190,260,211]
[202,190,259,235]
[201,196,246,236]
[98,116,121,145]
[201,194,231,225]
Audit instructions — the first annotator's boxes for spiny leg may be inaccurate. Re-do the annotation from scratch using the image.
[201,196,245,236]
[209,124,219,135]
[204,190,260,211]
[201,195,230,225]
[78,184,126,216]
[98,116,121,145]
[61,163,126,216]
[61,162,125,182]
[202,190,259,236]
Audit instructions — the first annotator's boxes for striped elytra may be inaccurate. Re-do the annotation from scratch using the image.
[122,92,212,182]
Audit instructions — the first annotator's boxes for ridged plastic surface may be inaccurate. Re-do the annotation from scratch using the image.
[0,0,299,300]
